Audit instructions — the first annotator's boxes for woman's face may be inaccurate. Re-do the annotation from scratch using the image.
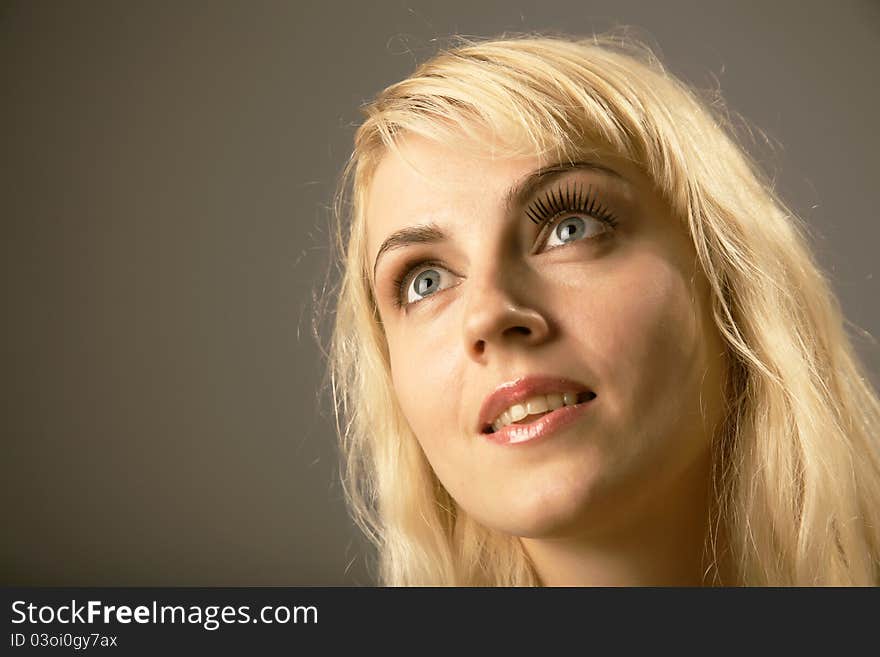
[365,134,727,539]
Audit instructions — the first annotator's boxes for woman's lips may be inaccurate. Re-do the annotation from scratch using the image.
[477,375,595,434]
[483,393,597,445]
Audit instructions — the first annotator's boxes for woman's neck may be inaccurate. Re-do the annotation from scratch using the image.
[519,453,729,587]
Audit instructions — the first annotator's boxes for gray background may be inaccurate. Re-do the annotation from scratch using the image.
[2,0,877,585]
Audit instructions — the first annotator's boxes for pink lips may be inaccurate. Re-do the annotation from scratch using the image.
[477,376,596,445]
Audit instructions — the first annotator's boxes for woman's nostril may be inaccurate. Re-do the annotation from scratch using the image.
[464,300,551,359]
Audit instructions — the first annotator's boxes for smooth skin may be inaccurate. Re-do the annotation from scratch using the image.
[366,134,730,585]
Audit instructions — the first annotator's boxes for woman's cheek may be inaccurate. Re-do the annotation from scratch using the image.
[585,257,701,424]
[388,315,461,437]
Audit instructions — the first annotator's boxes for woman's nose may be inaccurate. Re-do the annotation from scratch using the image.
[461,266,552,361]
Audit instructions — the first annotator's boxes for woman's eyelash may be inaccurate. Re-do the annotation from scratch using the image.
[525,181,618,228]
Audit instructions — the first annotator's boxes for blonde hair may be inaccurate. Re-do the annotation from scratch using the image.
[328,34,880,585]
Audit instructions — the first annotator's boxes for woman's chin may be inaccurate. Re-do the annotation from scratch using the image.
[472,481,613,540]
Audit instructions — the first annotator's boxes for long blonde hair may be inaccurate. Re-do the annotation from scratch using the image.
[328,34,880,585]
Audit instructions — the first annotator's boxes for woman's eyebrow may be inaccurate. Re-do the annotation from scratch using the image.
[505,161,624,212]
[372,222,447,280]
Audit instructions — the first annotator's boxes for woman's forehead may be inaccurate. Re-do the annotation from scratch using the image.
[371,134,543,199]
[364,136,544,252]
[363,135,639,259]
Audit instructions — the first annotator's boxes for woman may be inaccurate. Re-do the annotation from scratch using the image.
[328,35,880,585]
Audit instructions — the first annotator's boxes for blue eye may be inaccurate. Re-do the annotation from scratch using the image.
[525,182,619,252]
[541,215,609,250]
[404,266,455,304]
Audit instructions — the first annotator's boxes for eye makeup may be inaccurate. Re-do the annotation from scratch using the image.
[390,257,456,310]
[525,180,619,228]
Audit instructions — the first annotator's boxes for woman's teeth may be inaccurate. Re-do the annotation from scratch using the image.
[490,392,585,433]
